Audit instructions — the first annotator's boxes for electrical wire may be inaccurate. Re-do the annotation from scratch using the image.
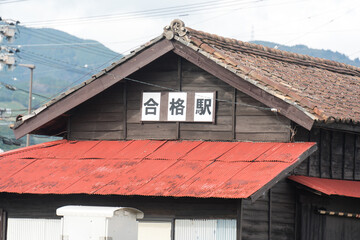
[17,26,119,58]
[23,0,266,26]
[0,81,50,99]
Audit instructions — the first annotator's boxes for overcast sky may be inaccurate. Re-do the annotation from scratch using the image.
[1,0,360,59]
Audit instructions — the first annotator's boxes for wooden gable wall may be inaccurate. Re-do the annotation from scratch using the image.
[68,52,290,142]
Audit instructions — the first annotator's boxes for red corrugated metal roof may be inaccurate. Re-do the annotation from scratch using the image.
[288,175,360,198]
[0,140,316,200]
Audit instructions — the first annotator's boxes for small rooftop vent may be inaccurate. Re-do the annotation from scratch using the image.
[57,205,144,240]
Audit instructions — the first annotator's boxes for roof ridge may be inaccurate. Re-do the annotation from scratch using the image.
[185,27,360,77]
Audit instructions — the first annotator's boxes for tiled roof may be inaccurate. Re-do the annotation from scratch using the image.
[0,140,316,200]
[176,24,360,124]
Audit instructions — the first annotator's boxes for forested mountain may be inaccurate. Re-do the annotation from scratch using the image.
[0,26,120,150]
[0,27,359,151]
[251,40,360,67]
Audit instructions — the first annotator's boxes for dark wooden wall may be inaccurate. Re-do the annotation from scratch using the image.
[0,193,237,219]
[68,52,290,142]
[294,125,360,180]
[297,190,360,240]
[242,180,296,240]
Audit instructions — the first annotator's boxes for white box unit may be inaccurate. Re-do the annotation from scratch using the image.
[56,205,144,240]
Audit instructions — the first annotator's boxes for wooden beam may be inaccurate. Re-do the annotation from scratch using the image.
[236,199,243,240]
[14,39,175,139]
[268,189,272,240]
[232,88,236,140]
[176,56,182,139]
[315,122,360,134]
[123,81,128,140]
[172,41,314,130]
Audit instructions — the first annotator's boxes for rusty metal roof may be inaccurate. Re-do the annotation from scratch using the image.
[0,140,316,200]
[289,175,360,198]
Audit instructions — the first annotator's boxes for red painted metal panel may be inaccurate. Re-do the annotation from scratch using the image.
[112,140,166,159]
[95,159,177,195]
[0,158,37,182]
[80,140,133,159]
[171,161,251,198]
[288,175,360,198]
[0,140,65,159]
[0,140,316,199]
[64,159,141,194]
[210,162,290,198]
[45,141,100,159]
[217,142,277,162]
[182,142,238,161]
[256,142,316,162]
[138,160,212,196]
[146,141,202,160]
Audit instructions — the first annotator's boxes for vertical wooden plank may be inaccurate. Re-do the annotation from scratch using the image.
[176,56,182,139]
[232,88,236,140]
[123,81,127,140]
[236,199,243,240]
[67,115,71,140]
[320,129,331,178]
[171,218,175,240]
[354,135,360,180]
[308,128,321,177]
[293,125,310,175]
[344,133,355,180]
[331,131,344,179]
[0,209,6,240]
[268,189,272,240]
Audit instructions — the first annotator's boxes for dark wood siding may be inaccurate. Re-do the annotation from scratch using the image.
[68,52,291,142]
[298,190,360,240]
[294,125,360,180]
[242,180,296,240]
[235,91,290,142]
[68,83,125,140]
[0,193,237,220]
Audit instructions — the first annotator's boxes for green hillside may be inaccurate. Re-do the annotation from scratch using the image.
[0,26,122,151]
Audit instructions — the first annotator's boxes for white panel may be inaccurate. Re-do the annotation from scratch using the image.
[138,222,171,240]
[142,92,161,121]
[216,220,236,240]
[194,92,214,122]
[168,92,187,121]
[175,219,236,240]
[175,219,216,240]
[7,218,61,240]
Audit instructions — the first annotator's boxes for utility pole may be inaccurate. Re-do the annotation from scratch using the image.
[1,18,36,147]
[18,64,35,146]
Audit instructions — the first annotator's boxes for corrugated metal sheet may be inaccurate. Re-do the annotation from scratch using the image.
[0,140,316,199]
[175,219,236,240]
[7,218,61,240]
[288,175,360,198]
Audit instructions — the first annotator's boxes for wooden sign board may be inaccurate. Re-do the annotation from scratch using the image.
[141,92,216,122]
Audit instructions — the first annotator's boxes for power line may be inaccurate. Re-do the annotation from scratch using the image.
[0,81,50,99]
[283,4,360,45]
[23,0,261,26]
[17,26,119,58]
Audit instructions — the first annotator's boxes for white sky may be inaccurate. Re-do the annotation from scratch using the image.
[1,0,360,59]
